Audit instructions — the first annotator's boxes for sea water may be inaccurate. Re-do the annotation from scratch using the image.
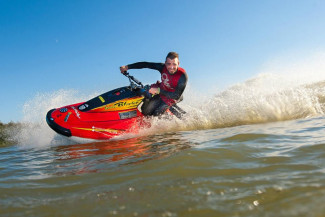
[1,53,325,216]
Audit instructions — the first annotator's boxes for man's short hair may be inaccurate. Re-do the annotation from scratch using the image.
[166,52,179,61]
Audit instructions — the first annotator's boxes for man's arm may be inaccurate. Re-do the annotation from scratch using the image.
[127,62,164,72]
[160,73,188,100]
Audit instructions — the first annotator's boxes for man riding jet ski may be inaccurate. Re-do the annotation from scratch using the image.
[120,51,188,117]
[46,52,188,140]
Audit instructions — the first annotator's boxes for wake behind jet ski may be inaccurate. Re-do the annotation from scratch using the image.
[46,71,185,140]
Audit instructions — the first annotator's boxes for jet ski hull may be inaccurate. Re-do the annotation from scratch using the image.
[46,86,146,140]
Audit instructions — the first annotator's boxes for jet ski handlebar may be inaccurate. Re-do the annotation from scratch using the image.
[122,71,152,99]
[122,71,144,88]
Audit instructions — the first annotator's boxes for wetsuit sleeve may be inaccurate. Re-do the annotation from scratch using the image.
[160,73,188,100]
[127,62,164,73]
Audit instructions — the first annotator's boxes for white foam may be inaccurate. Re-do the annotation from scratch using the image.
[16,89,99,149]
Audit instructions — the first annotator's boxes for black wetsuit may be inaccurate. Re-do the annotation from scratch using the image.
[127,62,188,116]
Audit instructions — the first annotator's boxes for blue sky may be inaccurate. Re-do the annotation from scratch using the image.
[1,0,325,123]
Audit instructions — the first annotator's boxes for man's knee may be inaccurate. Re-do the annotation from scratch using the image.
[141,106,152,116]
[152,104,169,116]
[141,99,156,116]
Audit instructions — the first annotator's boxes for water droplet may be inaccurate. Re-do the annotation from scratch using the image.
[129,187,135,192]
[162,211,174,217]
[274,186,283,192]
[253,200,259,206]
[110,210,118,215]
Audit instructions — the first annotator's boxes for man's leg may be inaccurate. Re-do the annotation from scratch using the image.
[141,95,161,116]
[141,95,169,116]
[152,101,169,116]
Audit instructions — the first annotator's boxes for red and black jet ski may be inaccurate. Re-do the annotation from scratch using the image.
[46,71,185,140]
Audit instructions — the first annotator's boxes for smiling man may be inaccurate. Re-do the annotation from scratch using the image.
[120,52,188,116]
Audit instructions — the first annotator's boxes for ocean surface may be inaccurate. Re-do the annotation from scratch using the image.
[1,116,325,217]
[1,60,325,216]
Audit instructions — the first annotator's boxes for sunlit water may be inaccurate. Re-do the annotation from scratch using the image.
[1,53,325,216]
[1,116,325,217]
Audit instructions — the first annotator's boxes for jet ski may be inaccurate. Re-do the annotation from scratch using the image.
[46,71,185,140]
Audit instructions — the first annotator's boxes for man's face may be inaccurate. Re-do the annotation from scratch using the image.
[165,57,179,74]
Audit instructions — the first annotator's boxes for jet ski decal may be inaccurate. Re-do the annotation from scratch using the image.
[119,110,137,120]
[91,97,143,112]
[72,127,124,134]
[71,106,81,119]
[99,96,105,103]
[64,112,72,122]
